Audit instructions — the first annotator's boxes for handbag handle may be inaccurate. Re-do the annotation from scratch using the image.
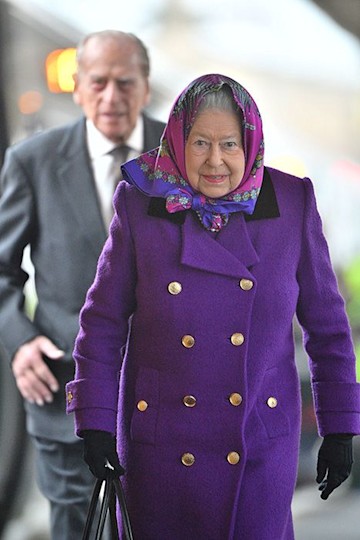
[82,474,134,540]
[113,476,134,540]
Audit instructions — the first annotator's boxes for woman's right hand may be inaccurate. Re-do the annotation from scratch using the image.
[82,430,125,480]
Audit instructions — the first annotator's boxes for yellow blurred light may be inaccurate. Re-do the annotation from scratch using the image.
[18,91,43,115]
[45,48,77,93]
[268,155,307,178]
[46,49,62,93]
[57,49,77,92]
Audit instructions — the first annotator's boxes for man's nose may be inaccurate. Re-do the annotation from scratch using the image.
[102,81,122,103]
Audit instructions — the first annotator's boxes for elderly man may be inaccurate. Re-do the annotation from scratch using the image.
[0,30,164,539]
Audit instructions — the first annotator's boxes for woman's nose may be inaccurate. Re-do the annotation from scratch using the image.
[206,145,223,167]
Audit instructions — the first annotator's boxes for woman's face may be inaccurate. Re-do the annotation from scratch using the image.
[185,108,245,198]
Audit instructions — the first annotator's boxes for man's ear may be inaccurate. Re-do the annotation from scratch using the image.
[144,79,151,107]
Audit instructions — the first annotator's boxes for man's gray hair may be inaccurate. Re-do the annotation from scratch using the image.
[76,30,150,78]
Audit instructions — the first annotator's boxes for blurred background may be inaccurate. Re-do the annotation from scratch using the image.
[0,0,359,538]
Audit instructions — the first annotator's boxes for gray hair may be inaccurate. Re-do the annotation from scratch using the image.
[198,85,240,116]
[76,30,150,78]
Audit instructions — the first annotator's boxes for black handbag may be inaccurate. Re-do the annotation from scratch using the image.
[82,474,134,540]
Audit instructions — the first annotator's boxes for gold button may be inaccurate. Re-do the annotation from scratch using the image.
[239,278,254,291]
[227,451,240,465]
[230,333,244,346]
[67,391,73,404]
[137,400,148,412]
[267,396,278,408]
[183,395,197,407]
[181,453,195,467]
[168,281,182,295]
[182,335,195,348]
[229,393,243,406]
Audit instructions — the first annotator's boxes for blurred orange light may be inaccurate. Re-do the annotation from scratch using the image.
[45,48,76,93]
[18,91,43,115]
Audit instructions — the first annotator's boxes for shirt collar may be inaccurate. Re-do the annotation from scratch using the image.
[86,116,144,159]
[126,115,143,155]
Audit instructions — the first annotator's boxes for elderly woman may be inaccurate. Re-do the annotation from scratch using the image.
[67,74,360,539]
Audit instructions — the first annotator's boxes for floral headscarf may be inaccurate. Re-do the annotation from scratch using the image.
[122,73,264,231]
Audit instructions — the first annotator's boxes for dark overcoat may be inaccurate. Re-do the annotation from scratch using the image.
[68,167,360,539]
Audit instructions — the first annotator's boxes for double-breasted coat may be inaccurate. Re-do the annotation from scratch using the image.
[67,167,360,539]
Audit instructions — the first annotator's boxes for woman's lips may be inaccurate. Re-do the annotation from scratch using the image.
[202,175,227,184]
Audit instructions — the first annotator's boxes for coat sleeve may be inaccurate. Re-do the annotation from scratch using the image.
[66,182,137,436]
[296,177,360,436]
[0,147,41,360]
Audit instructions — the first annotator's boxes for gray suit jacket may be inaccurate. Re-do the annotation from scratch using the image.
[0,114,165,441]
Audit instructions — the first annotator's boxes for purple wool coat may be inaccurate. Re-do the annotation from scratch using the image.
[67,167,360,540]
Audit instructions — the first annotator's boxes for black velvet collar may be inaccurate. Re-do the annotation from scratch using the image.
[147,167,280,224]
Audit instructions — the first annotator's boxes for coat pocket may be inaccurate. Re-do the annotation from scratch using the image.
[257,367,290,439]
[130,367,159,445]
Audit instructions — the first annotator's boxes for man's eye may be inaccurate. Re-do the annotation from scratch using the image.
[91,80,106,90]
[117,80,135,90]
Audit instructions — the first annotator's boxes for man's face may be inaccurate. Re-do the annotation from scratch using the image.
[73,37,150,143]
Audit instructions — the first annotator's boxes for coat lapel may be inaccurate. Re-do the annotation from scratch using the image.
[181,212,259,277]
[55,119,107,256]
[245,168,280,221]
[148,167,280,277]
[142,113,166,151]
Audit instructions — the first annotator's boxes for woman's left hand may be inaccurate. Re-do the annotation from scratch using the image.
[316,434,354,500]
[82,429,125,480]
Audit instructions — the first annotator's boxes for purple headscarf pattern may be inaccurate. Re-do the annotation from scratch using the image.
[122,74,264,231]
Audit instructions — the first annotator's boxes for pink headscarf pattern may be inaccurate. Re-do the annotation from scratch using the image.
[122,74,264,231]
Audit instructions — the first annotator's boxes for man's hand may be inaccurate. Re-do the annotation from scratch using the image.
[12,336,64,405]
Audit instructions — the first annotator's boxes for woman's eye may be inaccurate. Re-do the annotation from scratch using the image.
[194,140,207,146]
[224,141,237,148]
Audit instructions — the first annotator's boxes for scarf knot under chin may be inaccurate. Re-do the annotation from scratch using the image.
[165,187,259,231]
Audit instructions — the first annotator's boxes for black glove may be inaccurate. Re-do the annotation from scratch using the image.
[82,430,125,480]
[316,433,353,500]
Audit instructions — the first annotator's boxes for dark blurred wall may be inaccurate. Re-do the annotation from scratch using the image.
[312,0,360,41]
[0,5,28,537]
[0,0,9,165]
